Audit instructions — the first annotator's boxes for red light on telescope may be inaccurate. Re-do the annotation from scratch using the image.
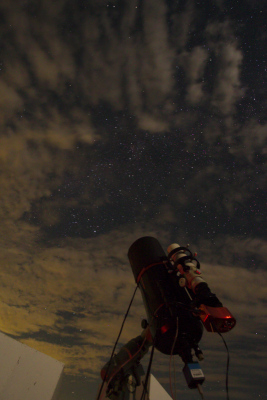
[199,305,236,333]
[160,324,170,334]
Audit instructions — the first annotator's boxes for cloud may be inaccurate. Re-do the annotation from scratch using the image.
[138,113,169,133]
[196,235,267,270]
[212,42,243,115]
[1,0,177,139]
[185,82,205,105]
[179,46,208,105]
[0,81,24,122]
[0,131,84,224]
[170,1,195,50]
[0,3,100,234]
[229,119,267,162]
[82,0,175,132]
[206,21,244,115]
[139,0,174,107]
[0,0,249,145]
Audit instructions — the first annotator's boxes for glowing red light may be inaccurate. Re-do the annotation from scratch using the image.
[199,305,236,333]
[160,324,169,334]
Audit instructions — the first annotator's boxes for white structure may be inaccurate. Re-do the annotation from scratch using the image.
[149,374,172,400]
[0,332,64,400]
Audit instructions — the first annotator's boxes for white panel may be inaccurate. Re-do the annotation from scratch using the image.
[0,332,64,400]
[149,374,172,400]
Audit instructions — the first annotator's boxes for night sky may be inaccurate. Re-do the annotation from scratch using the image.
[0,0,266,399]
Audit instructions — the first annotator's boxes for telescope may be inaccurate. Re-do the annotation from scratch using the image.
[99,236,236,399]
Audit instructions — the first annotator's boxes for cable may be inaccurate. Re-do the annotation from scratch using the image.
[96,285,138,400]
[217,332,230,400]
[140,335,157,400]
[197,383,205,399]
[169,317,179,400]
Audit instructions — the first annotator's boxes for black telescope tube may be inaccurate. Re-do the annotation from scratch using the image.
[128,237,203,357]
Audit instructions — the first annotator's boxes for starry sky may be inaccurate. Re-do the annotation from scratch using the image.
[0,0,266,399]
